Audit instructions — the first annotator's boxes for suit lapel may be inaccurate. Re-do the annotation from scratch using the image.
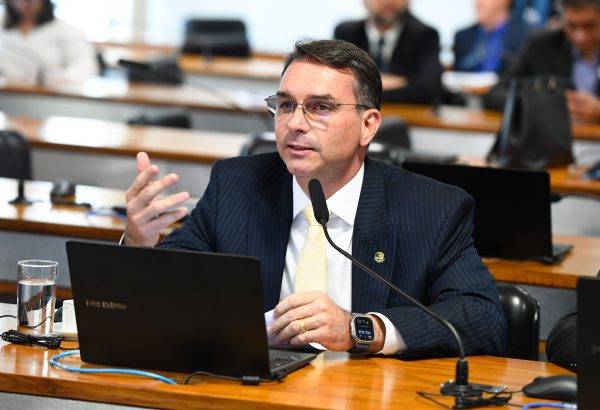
[357,21,370,52]
[351,160,397,313]
[246,160,293,311]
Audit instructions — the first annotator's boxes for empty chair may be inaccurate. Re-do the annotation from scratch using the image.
[496,284,540,360]
[0,130,32,179]
[374,117,411,150]
[182,19,250,57]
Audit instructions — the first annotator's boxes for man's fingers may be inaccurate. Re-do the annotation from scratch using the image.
[289,329,323,347]
[136,191,190,224]
[145,207,189,233]
[126,164,159,202]
[136,152,151,173]
[129,173,180,213]
[268,303,318,335]
[273,315,321,345]
[273,291,322,319]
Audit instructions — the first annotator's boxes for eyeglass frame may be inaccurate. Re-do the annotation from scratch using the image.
[264,94,373,121]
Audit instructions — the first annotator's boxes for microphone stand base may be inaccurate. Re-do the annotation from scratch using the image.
[9,196,32,205]
[440,380,483,398]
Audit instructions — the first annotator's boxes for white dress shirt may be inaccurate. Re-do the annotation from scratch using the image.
[365,20,403,71]
[0,19,97,85]
[279,164,406,355]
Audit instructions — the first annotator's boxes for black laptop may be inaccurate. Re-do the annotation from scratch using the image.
[65,240,316,379]
[402,162,572,263]
[577,277,600,409]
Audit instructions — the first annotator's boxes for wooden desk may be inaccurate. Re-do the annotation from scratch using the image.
[0,303,572,409]
[1,112,598,195]
[0,178,127,241]
[1,113,250,164]
[1,73,599,142]
[99,43,284,81]
[381,104,600,142]
[1,178,597,290]
[0,77,267,114]
[485,235,600,289]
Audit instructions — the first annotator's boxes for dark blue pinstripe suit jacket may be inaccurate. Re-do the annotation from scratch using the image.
[159,153,507,358]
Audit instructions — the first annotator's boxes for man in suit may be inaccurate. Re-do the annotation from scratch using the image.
[454,0,533,74]
[334,0,442,105]
[123,39,506,358]
[485,0,600,123]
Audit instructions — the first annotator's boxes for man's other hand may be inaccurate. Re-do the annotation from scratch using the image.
[267,291,385,352]
[123,152,190,247]
[566,90,600,123]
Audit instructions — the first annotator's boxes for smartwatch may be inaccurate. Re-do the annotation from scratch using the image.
[348,313,375,353]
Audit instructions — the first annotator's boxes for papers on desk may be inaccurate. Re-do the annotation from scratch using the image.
[442,71,499,93]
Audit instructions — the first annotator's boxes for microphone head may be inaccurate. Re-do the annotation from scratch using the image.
[308,179,329,224]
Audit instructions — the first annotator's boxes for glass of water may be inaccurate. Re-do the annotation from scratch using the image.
[17,260,58,335]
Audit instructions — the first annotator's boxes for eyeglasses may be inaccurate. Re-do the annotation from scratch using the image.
[264,95,371,121]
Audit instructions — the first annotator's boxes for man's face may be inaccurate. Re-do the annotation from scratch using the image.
[564,5,600,57]
[475,0,511,26]
[364,0,408,26]
[274,60,373,181]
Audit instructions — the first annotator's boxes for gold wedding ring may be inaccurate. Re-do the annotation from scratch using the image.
[299,319,306,334]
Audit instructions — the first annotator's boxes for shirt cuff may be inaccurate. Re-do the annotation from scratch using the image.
[368,312,407,355]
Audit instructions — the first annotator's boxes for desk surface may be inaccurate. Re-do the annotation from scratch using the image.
[2,112,599,195]
[2,77,600,141]
[0,303,572,409]
[0,77,268,114]
[382,104,600,142]
[0,178,126,241]
[100,44,284,81]
[1,113,251,164]
[1,178,598,289]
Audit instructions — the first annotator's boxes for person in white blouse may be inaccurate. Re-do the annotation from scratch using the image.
[0,0,98,85]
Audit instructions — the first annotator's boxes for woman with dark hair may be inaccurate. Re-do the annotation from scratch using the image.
[0,0,97,84]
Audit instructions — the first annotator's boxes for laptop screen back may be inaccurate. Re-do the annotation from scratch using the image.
[402,162,553,260]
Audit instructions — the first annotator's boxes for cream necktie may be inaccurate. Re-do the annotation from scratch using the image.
[294,205,327,294]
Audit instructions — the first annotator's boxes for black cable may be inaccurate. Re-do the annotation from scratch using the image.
[417,390,513,409]
[1,329,64,349]
[184,370,285,386]
[0,315,17,319]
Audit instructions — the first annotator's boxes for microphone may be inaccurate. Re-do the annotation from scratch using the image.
[308,178,494,404]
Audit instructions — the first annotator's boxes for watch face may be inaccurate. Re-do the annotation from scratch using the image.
[354,316,374,342]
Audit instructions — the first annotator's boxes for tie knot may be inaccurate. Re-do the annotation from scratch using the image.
[303,206,320,227]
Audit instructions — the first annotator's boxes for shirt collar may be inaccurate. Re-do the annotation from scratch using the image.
[365,20,402,49]
[292,163,365,226]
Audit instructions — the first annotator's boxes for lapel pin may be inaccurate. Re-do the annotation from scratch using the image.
[374,251,385,264]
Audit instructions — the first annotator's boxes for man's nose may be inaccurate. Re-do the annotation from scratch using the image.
[286,105,310,132]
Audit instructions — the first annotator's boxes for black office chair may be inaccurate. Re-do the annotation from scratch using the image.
[375,117,411,150]
[0,130,32,179]
[496,284,540,360]
[182,19,250,57]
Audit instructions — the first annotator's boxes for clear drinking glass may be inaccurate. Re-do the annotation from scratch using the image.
[17,260,58,335]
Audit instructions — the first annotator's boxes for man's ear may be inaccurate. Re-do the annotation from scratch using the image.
[360,109,382,148]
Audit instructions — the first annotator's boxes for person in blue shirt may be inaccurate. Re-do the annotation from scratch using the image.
[454,0,534,74]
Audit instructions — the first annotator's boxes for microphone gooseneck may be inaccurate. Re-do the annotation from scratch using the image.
[307,178,489,403]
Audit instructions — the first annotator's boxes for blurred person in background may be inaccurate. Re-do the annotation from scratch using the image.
[454,0,534,74]
[334,0,442,104]
[484,0,600,123]
[0,0,98,85]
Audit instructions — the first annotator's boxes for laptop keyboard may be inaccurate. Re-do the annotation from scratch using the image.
[269,356,296,370]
